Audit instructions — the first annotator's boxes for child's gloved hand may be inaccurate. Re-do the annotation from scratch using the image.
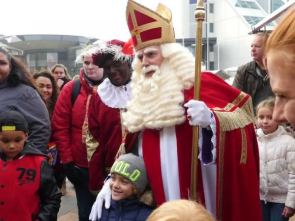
[184,100,212,128]
[89,179,111,221]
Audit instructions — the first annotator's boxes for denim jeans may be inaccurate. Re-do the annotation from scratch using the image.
[65,164,96,221]
[261,201,289,221]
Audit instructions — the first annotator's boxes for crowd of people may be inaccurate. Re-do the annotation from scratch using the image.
[0,1,294,221]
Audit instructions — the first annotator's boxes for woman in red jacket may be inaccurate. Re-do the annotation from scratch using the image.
[51,49,104,221]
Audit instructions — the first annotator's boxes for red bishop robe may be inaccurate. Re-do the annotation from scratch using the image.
[138,72,262,221]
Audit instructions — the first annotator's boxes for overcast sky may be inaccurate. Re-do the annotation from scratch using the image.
[2,0,183,41]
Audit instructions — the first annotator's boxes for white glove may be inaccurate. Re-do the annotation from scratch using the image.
[184,100,212,128]
[89,179,112,221]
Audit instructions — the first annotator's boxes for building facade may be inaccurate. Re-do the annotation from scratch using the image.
[0,34,96,76]
[183,0,286,70]
[0,0,290,73]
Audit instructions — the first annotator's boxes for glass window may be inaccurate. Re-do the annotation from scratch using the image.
[209,44,214,52]
[58,51,67,65]
[36,53,46,67]
[209,23,214,33]
[244,16,264,26]
[272,0,284,12]
[209,61,215,70]
[47,53,58,69]
[209,3,214,13]
[26,52,48,69]
[235,0,259,9]
[58,51,67,60]
[26,54,36,67]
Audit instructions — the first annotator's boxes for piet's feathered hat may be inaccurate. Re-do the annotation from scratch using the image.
[91,39,134,67]
[75,40,106,64]
[126,0,176,50]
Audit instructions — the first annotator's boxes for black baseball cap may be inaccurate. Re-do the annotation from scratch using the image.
[0,110,28,133]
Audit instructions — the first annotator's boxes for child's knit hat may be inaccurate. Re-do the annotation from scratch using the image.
[0,110,28,133]
[110,153,147,194]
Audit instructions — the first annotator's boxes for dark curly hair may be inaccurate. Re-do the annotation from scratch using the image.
[33,71,60,118]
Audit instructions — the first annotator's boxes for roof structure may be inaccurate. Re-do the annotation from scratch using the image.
[0,42,23,55]
[250,0,295,33]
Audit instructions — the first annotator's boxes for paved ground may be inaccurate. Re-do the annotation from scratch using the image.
[57,179,78,221]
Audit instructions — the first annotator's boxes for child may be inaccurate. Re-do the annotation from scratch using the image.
[99,153,153,221]
[147,199,214,221]
[0,110,61,221]
[256,98,295,221]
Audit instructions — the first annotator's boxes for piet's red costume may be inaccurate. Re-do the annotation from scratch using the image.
[88,92,120,191]
[124,1,263,221]
[88,39,134,191]
[88,81,133,191]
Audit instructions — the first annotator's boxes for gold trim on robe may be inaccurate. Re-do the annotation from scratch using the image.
[217,132,225,220]
[213,92,255,132]
[215,92,255,220]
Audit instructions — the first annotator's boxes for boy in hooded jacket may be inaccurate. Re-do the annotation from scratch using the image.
[0,110,61,221]
[93,153,153,221]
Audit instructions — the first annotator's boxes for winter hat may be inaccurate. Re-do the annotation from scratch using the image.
[110,153,147,194]
[0,110,28,133]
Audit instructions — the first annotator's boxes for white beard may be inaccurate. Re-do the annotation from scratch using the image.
[122,60,186,132]
[123,43,195,133]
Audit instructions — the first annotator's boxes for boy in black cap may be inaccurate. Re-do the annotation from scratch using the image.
[0,110,61,221]
[90,153,153,221]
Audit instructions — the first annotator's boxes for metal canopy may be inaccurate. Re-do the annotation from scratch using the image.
[250,0,295,34]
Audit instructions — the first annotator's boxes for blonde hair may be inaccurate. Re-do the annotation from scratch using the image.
[256,97,275,115]
[265,8,295,58]
[50,63,71,80]
[147,200,215,221]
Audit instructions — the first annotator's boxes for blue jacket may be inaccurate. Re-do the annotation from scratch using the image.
[100,199,153,221]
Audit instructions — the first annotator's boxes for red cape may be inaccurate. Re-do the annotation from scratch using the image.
[140,72,262,221]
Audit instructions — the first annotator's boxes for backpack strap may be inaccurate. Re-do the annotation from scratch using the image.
[71,79,81,105]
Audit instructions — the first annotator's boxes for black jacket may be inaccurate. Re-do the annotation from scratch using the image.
[233,60,274,109]
[100,199,153,221]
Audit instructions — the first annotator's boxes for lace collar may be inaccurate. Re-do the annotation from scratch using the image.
[97,78,132,108]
